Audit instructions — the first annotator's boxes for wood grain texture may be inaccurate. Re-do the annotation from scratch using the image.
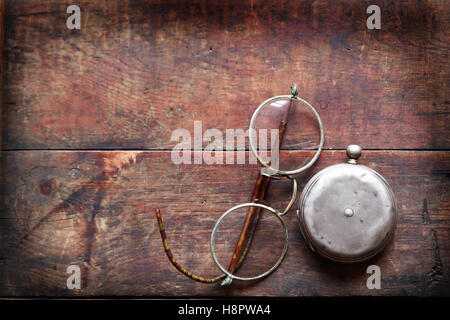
[0,0,449,298]
[0,150,448,296]
[1,0,449,150]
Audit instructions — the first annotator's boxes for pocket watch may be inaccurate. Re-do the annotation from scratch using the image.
[297,144,397,263]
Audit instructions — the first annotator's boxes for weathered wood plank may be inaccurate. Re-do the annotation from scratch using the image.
[0,150,448,296]
[1,0,449,150]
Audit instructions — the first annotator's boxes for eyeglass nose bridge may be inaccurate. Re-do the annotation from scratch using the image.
[278,175,298,216]
[254,173,298,217]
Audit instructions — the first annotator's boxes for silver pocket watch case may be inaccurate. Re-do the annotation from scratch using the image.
[297,145,397,263]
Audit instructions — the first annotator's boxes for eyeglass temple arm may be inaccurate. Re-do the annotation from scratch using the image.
[155,207,255,284]
[224,92,295,282]
[155,208,226,283]
[225,173,272,273]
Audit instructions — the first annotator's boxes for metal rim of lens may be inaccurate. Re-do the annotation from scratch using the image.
[210,203,289,281]
[248,95,324,176]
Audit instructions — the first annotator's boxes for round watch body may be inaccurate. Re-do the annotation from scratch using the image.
[297,145,397,263]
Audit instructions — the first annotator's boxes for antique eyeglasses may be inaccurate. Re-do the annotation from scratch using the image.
[155,84,324,285]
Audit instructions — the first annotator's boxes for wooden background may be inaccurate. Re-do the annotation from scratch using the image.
[0,0,449,297]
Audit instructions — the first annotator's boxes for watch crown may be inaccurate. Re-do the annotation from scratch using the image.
[346,145,362,164]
